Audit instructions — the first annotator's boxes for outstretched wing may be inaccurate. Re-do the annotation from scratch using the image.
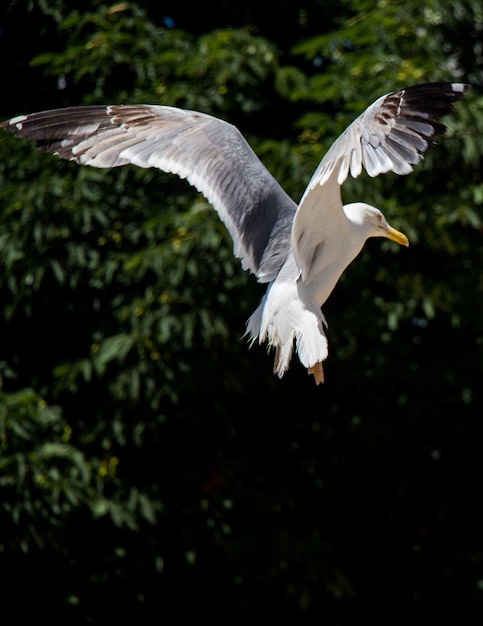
[1,105,297,283]
[292,82,469,278]
[305,82,468,191]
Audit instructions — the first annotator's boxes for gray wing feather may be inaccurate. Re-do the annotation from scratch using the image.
[1,105,297,282]
[302,82,468,194]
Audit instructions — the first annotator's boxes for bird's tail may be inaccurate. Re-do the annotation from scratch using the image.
[245,286,328,379]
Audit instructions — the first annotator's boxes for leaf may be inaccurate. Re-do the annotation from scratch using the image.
[93,334,136,372]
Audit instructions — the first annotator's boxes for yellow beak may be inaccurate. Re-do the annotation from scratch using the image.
[384,225,409,247]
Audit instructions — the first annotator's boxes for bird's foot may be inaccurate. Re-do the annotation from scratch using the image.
[308,362,324,385]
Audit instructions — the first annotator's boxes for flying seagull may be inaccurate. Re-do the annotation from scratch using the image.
[0,82,468,383]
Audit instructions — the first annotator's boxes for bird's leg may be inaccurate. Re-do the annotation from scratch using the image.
[308,362,324,385]
[273,346,281,376]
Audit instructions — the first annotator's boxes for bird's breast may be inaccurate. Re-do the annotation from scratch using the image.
[298,236,365,306]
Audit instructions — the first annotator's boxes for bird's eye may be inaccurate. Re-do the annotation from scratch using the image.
[377,213,383,221]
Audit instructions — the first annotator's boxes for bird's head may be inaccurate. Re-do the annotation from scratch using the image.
[344,202,409,247]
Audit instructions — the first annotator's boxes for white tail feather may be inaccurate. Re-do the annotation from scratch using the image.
[245,281,328,378]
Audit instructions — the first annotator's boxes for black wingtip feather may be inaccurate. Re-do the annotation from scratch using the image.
[401,82,469,116]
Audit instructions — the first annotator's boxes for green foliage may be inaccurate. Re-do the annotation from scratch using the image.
[29,2,282,115]
[0,386,88,549]
[1,0,482,624]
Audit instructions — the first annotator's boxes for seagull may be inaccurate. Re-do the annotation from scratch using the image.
[0,82,468,383]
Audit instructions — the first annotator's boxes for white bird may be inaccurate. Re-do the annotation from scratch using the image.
[0,82,468,383]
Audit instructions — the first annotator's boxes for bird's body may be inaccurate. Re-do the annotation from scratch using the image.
[0,82,468,383]
[247,200,408,383]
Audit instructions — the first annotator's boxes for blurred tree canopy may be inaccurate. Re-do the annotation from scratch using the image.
[0,1,482,623]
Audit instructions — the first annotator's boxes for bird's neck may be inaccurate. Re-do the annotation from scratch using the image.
[297,208,369,306]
